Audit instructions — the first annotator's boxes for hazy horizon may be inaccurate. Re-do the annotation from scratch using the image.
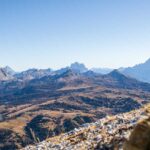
[1,0,150,71]
[1,56,150,72]
[1,58,150,72]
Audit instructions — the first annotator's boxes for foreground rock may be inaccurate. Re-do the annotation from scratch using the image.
[23,107,148,150]
[124,105,150,150]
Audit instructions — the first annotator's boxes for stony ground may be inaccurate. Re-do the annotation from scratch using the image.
[23,107,148,150]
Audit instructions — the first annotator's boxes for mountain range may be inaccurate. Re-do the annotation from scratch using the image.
[1,61,150,149]
[91,58,150,83]
[1,60,150,149]
[1,58,150,83]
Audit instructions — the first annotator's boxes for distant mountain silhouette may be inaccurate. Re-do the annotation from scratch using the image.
[3,66,16,76]
[91,67,113,74]
[0,67,14,80]
[90,69,150,91]
[2,58,150,84]
[122,58,150,83]
[15,68,52,80]
[70,62,88,73]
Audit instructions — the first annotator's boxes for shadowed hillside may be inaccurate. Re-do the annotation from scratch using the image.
[1,69,150,149]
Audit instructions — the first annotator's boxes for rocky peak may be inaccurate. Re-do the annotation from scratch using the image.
[3,66,16,75]
[106,69,129,81]
[0,67,13,81]
[70,62,88,73]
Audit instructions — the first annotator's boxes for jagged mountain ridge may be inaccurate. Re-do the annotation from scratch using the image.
[1,59,150,83]
[0,62,87,81]
[14,68,52,80]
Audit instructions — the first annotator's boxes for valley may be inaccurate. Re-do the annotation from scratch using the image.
[0,64,150,149]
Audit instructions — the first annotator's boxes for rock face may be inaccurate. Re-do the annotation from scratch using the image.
[124,120,150,150]
[23,106,148,150]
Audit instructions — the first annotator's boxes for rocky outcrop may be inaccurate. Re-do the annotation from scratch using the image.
[23,106,148,150]
[123,105,150,150]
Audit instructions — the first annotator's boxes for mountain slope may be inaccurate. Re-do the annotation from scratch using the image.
[1,69,150,149]
[24,106,148,150]
[122,58,150,83]
[90,69,150,91]
[3,66,16,76]
[0,68,13,81]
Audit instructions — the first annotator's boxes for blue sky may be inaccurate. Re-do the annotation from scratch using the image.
[0,0,150,71]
